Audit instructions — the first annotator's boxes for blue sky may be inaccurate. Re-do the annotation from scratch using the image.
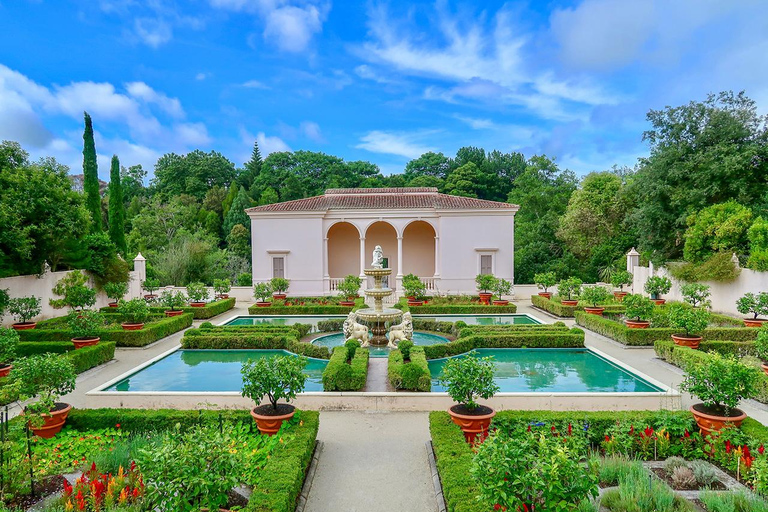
[1,0,767,180]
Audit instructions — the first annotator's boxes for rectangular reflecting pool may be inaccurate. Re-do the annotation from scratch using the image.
[224,315,345,327]
[428,349,663,393]
[223,313,541,327]
[104,350,327,392]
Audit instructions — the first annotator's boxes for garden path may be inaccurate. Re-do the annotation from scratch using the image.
[363,358,395,392]
[304,411,437,512]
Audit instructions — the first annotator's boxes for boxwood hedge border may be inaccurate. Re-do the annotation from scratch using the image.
[321,346,369,391]
[388,346,431,391]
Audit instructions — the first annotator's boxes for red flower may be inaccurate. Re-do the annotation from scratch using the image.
[494,505,501,511]
[642,427,654,439]
[605,435,610,442]
[63,481,73,496]
[629,425,634,435]
[527,425,531,432]
[725,440,732,453]
[116,423,121,429]
[744,445,751,459]
[91,461,97,472]
[133,488,140,498]
[684,429,690,438]
[759,444,765,455]
[568,423,572,436]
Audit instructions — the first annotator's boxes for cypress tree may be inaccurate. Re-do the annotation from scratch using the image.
[82,112,103,232]
[223,188,252,238]
[108,155,127,255]
[242,141,262,187]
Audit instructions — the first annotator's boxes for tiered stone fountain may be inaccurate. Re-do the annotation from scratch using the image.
[354,246,404,345]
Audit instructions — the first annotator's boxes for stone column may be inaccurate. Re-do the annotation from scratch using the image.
[396,236,403,278]
[132,253,146,299]
[359,237,366,278]
[323,237,329,278]
[434,236,440,277]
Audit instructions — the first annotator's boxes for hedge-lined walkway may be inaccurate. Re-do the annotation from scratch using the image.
[305,411,436,512]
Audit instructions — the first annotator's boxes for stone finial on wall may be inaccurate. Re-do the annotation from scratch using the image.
[626,247,640,274]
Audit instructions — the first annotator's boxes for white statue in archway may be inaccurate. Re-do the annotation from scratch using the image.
[371,245,384,269]
[343,312,370,347]
[387,312,413,348]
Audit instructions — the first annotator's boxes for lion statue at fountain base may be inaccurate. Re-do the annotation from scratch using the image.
[387,312,413,348]
[343,312,370,347]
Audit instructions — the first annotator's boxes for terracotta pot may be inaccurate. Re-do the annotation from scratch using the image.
[72,337,100,349]
[165,310,184,317]
[625,320,650,329]
[250,405,295,436]
[448,404,496,445]
[584,307,605,316]
[653,299,666,305]
[12,322,36,331]
[671,334,702,349]
[255,301,272,308]
[0,364,11,378]
[744,318,767,327]
[121,322,145,331]
[538,292,552,300]
[762,362,768,376]
[217,294,230,300]
[560,300,578,306]
[614,291,628,301]
[143,294,157,300]
[339,301,355,307]
[492,300,509,306]
[189,302,206,308]
[28,403,72,439]
[108,302,119,308]
[407,300,424,306]
[272,293,287,300]
[478,292,493,305]
[690,404,747,437]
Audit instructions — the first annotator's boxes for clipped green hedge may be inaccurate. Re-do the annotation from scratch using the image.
[411,318,457,335]
[456,322,569,338]
[191,323,312,338]
[401,303,517,314]
[423,328,585,359]
[530,294,626,318]
[388,347,431,391]
[575,311,759,346]
[181,331,330,359]
[321,346,369,391]
[317,319,345,332]
[100,297,236,319]
[247,305,355,315]
[18,313,194,347]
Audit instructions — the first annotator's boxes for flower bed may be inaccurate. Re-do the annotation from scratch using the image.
[181,325,329,359]
[247,304,357,315]
[321,345,369,391]
[398,299,518,314]
[17,313,193,347]
[388,346,431,391]
[102,297,236,319]
[531,293,625,318]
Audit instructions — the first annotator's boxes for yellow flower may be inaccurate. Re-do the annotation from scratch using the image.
[65,501,74,511]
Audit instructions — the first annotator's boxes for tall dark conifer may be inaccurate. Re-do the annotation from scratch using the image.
[108,155,127,255]
[82,112,103,232]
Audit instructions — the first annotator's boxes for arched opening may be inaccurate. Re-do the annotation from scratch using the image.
[365,221,398,277]
[327,222,360,278]
[402,221,436,277]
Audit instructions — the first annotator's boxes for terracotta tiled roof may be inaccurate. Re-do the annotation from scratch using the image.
[246,187,519,213]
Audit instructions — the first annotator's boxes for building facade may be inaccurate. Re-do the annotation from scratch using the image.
[247,187,519,296]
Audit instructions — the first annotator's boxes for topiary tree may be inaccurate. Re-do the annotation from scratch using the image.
[160,290,187,312]
[579,286,611,308]
[533,272,557,294]
[398,339,414,361]
[644,276,672,299]
[337,274,362,299]
[213,278,231,298]
[681,283,711,308]
[142,277,160,297]
[610,270,633,291]
[736,292,768,320]
[440,356,499,412]
[8,296,42,325]
[186,282,210,303]
[402,274,427,299]
[253,282,274,303]
[557,277,583,301]
[623,294,655,322]
[241,355,307,412]
[103,281,128,305]
[475,274,498,294]
[345,339,360,362]
[492,278,511,300]
[118,298,150,325]
[50,270,96,312]
[668,303,710,338]
[270,277,290,296]
[681,352,759,417]
[14,353,77,415]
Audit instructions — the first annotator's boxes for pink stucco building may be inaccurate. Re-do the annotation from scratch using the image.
[246,187,519,296]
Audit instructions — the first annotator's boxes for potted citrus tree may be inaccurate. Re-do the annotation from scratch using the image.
[534,272,557,300]
[580,285,611,315]
[668,302,709,349]
[186,282,209,307]
[644,275,672,305]
[14,353,77,438]
[241,354,307,435]
[142,277,160,300]
[160,290,187,317]
[0,327,19,378]
[736,292,768,327]
[337,275,361,307]
[557,277,582,306]
[681,283,711,309]
[68,310,102,349]
[441,355,500,445]
[403,274,427,306]
[50,270,96,313]
[622,293,654,328]
[270,277,290,300]
[756,328,768,376]
[476,274,497,305]
[8,296,42,330]
[213,278,231,300]
[118,298,150,330]
[253,282,274,307]
[681,352,759,436]
[492,278,512,306]
[610,270,633,301]
[103,281,128,308]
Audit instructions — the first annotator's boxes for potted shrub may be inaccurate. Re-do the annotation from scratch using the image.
[644,275,672,305]
[8,296,42,330]
[476,274,497,305]
[736,292,768,327]
[68,310,102,349]
[118,298,150,330]
[337,274,361,306]
[14,353,77,438]
[253,282,274,307]
[186,281,210,307]
[103,281,128,308]
[0,327,19,378]
[403,274,427,306]
[241,354,307,435]
[142,277,160,300]
[622,293,654,328]
[668,302,710,349]
[534,272,557,300]
[440,355,500,445]
[492,278,512,306]
[50,270,97,313]
[270,277,290,300]
[213,278,231,300]
[610,270,633,301]
[756,328,768,376]
[680,352,759,436]
[682,283,711,309]
[557,277,582,306]
[580,285,611,315]
[160,290,187,317]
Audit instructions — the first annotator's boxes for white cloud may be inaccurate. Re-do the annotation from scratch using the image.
[242,79,269,89]
[195,72,209,81]
[257,132,291,154]
[174,123,211,146]
[354,65,394,84]
[453,116,496,130]
[355,131,437,159]
[300,121,323,142]
[133,17,173,48]
[126,81,185,118]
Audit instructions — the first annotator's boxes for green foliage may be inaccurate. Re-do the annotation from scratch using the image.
[222,187,252,237]
[700,489,768,512]
[107,155,127,255]
[270,277,290,294]
[611,270,633,290]
[67,309,102,339]
[668,303,710,337]
[241,355,308,409]
[668,251,741,282]
[388,347,431,391]
[737,292,768,319]
[748,217,768,271]
[159,290,186,311]
[103,281,128,302]
[644,275,672,297]
[534,271,557,291]
[580,285,611,307]
[322,345,369,391]
[147,297,234,319]
[440,355,499,410]
[492,278,511,299]
[141,277,160,294]
[681,283,711,308]
[118,298,150,325]
[601,463,693,512]
[0,327,18,365]
[153,150,237,200]
[0,288,7,317]
[185,281,209,302]
[14,353,76,414]
[424,328,585,359]
[82,112,102,232]
[402,273,426,298]
[623,294,655,322]
[343,338,359,361]
[8,296,41,323]
[756,328,768,362]
[226,223,251,258]
[398,339,414,360]
[253,281,274,302]
[558,277,583,300]
[748,249,768,271]
[337,274,362,298]
[237,272,252,286]
[212,278,231,296]
[680,352,759,415]
[50,270,97,311]
[683,200,753,263]
[475,273,497,293]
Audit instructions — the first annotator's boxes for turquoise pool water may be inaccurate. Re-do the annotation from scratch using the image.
[312,331,450,358]
[222,313,540,327]
[225,315,345,327]
[428,349,662,393]
[105,350,327,392]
